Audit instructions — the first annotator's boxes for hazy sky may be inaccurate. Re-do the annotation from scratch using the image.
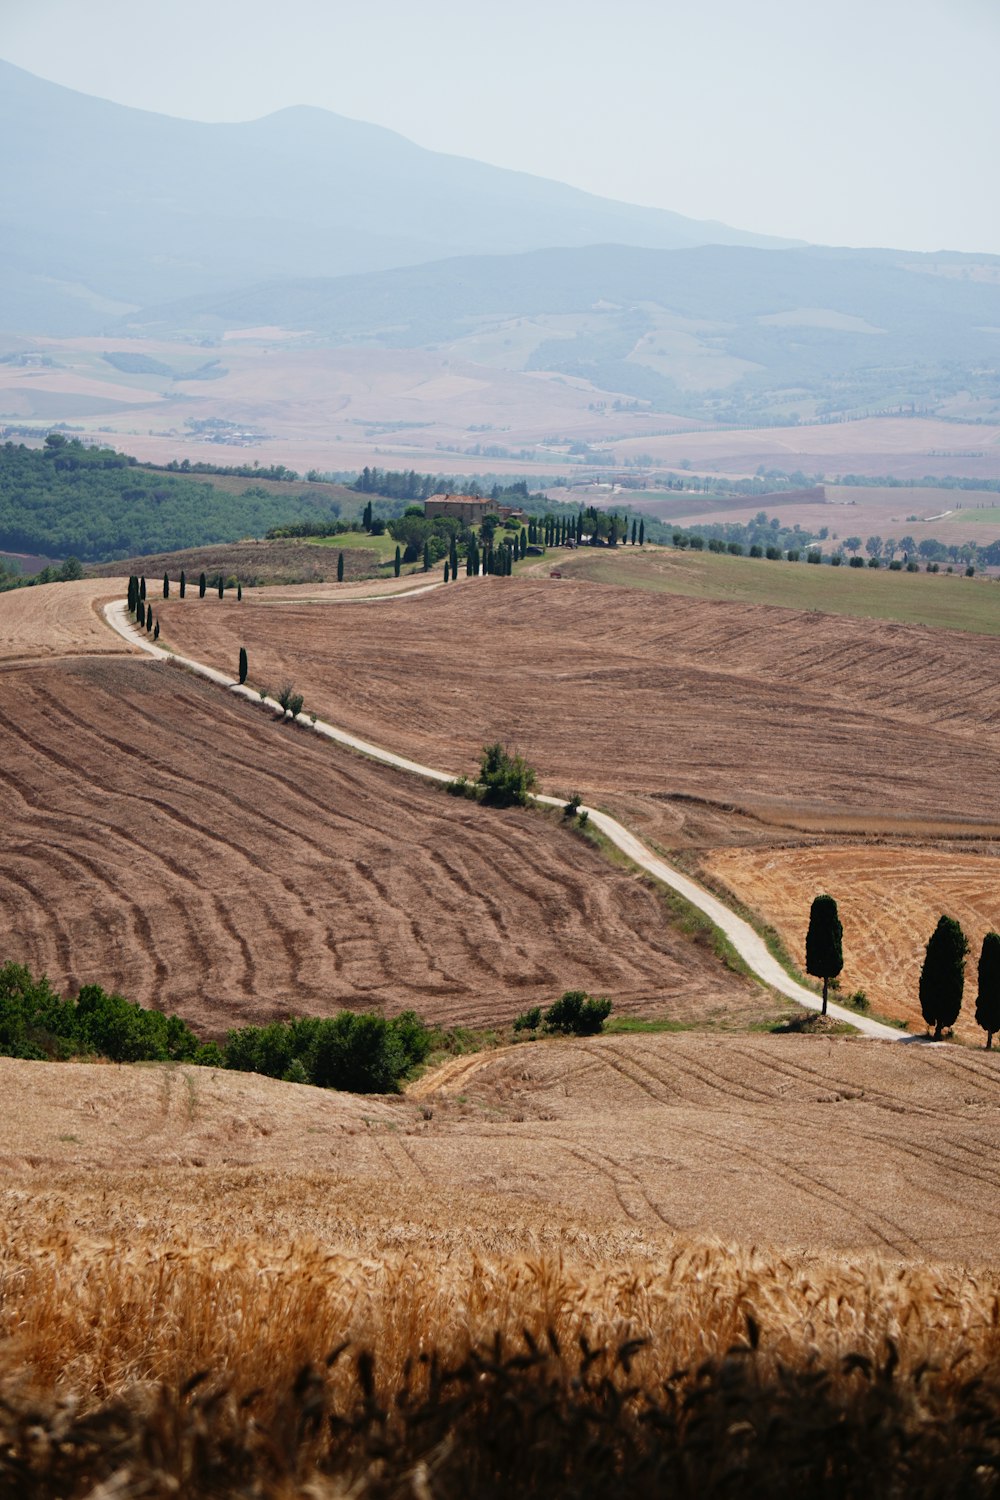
[3,0,998,254]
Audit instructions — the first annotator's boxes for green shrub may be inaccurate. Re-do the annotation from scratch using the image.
[277,683,304,719]
[807,551,822,565]
[478,742,538,807]
[513,1007,543,1033]
[564,794,582,818]
[544,990,612,1036]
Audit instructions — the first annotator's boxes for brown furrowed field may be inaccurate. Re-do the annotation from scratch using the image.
[703,844,1000,1042]
[0,654,764,1035]
[88,539,385,587]
[155,576,1000,842]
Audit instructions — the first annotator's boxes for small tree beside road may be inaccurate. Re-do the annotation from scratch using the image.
[919,915,968,1040]
[805,894,843,1016]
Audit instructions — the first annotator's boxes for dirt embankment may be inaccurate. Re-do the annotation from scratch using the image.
[0,576,129,666]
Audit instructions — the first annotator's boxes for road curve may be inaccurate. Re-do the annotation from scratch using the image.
[104,598,905,1040]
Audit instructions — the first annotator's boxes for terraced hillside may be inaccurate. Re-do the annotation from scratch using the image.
[0,652,765,1036]
[155,577,1000,840]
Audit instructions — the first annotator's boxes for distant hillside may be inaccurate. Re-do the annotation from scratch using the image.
[126,242,1000,421]
[0,436,355,560]
[0,61,794,335]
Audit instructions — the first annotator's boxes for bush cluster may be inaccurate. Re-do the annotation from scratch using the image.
[514,990,613,1037]
[224,1010,433,1092]
[0,962,213,1064]
[0,963,433,1091]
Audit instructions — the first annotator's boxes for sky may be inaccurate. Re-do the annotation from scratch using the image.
[3,0,998,255]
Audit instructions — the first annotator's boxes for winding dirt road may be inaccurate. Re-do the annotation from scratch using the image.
[103,598,904,1040]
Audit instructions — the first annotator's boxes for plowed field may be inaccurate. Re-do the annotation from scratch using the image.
[703,845,1000,1043]
[155,578,1000,842]
[4,1028,1000,1260]
[0,655,764,1036]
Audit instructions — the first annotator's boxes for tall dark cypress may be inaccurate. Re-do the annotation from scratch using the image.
[199,572,207,598]
[180,570,186,598]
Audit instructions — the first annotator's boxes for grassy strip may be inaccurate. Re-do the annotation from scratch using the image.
[668,846,816,989]
[563,546,1000,637]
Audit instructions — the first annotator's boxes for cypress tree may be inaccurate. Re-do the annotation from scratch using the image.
[631,519,638,545]
[805,894,843,1016]
[139,576,146,601]
[136,600,145,629]
[127,576,136,614]
[975,931,1000,1050]
[362,499,372,531]
[394,545,401,578]
[237,582,242,601]
[179,570,186,598]
[146,609,153,634]
[199,572,206,598]
[919,915,969,1040]
[153,620,160,640]
[422,541,430,573]
[218,578,224,599]
[443,561,450,583]
[238,646,248,685]
[577,510,584,544]
[163,572,169,599]
[639,519,645,546]
[338,551,346,582]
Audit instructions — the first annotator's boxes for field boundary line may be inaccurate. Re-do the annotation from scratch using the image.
[102,599,906,1041]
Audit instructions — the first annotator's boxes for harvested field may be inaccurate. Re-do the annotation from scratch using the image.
[155,577,1000,843]
[3,1027,1000,1259]
[0,576,128,665]
[703,843,1000,1043]
[89,538,387,587]
[0,655,764,1035]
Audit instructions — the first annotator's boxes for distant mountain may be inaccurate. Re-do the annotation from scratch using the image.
[124,242,1000,421]
[0,61,797,335]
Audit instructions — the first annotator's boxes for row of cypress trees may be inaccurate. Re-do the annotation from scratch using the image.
[806,893,1000,1045]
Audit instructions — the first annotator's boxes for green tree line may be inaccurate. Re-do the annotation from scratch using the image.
[0,435,348,562]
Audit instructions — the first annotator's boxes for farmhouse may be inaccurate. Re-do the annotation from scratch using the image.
[425,493,527,525]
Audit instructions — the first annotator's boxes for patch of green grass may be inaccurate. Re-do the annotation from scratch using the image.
[306,530,400,561]
[564,546,1000,637]
[604,1016,693,1035]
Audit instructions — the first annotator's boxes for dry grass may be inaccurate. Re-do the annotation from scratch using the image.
[3,1172,1000,1496]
